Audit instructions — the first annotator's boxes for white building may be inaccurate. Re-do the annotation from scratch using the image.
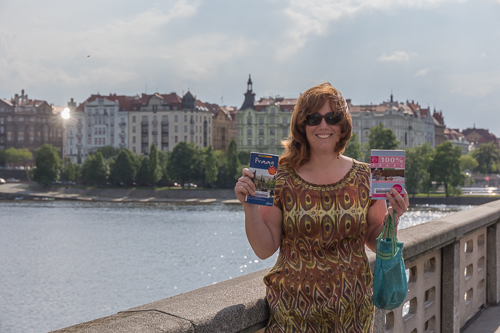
[65,95,128,163]
[348,96,437,149]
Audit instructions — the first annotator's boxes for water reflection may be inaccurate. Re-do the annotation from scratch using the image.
[0,201,470,333]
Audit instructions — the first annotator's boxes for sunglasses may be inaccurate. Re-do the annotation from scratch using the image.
[305,112,342,126]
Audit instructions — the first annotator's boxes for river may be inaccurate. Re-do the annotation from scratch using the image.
[0,201,471,333]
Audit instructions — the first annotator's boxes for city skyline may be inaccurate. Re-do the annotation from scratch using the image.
[1,0,499,134]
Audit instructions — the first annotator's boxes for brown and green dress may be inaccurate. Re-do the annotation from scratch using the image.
[264,160,375,333]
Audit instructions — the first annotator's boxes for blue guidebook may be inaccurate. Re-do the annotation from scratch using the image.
[245,152,279,206]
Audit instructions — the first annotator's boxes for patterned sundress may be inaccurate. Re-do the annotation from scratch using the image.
[264,160,375,333]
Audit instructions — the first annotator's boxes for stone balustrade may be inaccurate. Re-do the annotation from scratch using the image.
[53,199,500,333]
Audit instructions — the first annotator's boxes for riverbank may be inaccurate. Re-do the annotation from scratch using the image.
[0,183,241,204]
[1,183,499,205]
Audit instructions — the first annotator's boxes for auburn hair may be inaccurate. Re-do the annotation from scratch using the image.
[280,82,352,170]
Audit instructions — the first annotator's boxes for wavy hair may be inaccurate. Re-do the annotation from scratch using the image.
[279,82,352,170]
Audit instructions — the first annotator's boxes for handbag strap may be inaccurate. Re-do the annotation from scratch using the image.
[376,210,398,259]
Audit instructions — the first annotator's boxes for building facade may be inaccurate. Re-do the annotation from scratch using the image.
[211,105,238,151]
[127,92,213,155]
[349,96,438,149]
[237,76,295,155]
[64,94,128,164]
[0,90,63,161]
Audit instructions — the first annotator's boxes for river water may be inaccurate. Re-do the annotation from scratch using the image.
[0,201,471,333]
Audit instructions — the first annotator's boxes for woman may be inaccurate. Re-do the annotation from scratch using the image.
[234,82,409,332]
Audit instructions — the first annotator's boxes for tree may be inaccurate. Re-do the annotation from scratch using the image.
[136,157,150,185]
[205,146,218,185]
[226,139,239,184]
[366,123,400,151]
[93,145,120,160]
[238,151,250,165]
[472,143,500,174]
[0,149,5,166]
[405,143,434,197]
[148,144,162,186]
[61,157,76,181]
[110,150,136,185]
[167,142,197,187]
[460,154,479,172]
[429,141,465,198]
[33,144,62,186]
[157,150,170,185]
[344,132,363,161]
[81,152,108,185]
[4,147,32,166]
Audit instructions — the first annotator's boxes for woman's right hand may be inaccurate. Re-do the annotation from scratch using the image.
[234,168,256,204]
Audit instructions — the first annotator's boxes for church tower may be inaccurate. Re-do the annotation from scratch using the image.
[240,75,256,110]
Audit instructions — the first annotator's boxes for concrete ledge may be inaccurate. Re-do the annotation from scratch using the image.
[51,310,194,333]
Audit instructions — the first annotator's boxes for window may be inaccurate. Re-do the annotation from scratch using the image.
[259,118,264,125]
[184,125,187,132]
[0,117,3,124]
[133,136,136,143]
[19,117,24,122]
[270,118,275,124]
[162,115,168,122]
[153,105,157,112]
[247,139,251,146]
[270,128,275,135]
[175,126,178,133]
[270,108,276,115]
[247,118,252,125]
[247,129,252,135]
[259,128,264,135]
[142,116,148,122]
[184,115,187,122]
[132,126,136,133]
[175,115,178,122]
[270,139,275,145]
[88,138,91,144]
[133,147,136,153]
[175,136,178,143]
[283,128,288,137]
[259,139,264,145]
[184,136,187,142]
[133,116,136,123]
[190,136,193,142]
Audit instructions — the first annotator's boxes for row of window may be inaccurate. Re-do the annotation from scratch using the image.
[245,139,279,146]
[0,116,48,124]
[243,128,288,136]
[245,117,289,125]
[131,114,211,123]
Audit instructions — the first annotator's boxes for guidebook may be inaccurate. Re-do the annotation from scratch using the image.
[245,152,279,206]
[370,149,405,200]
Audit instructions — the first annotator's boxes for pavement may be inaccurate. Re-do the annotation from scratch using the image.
[463,305,500,333]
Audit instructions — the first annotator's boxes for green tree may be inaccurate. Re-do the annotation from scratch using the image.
[366,123,400,151]
[472,143,500,174]
[460,154,479,172]
[136,157,150,185]
[110,150,136,185]
[0,149,5,166]
[61,157,76,181]
[405,143,434,197]
[93,145,120,160]
[226,139,239,184]
[81,152,108,185]
[238,151,250,165]
[205,146,218,185]
[429,141,465,198]
[167,142,197,187]
[157,150,170,185]
[148,144,162,186]
[344,132,363,161]
[33,144,62,186]
[4,147,32,166]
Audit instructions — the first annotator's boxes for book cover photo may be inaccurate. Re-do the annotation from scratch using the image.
[370,149,405,200]
[245,152,279,206]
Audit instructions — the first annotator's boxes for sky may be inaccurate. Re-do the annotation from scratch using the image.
[1,0,499,135]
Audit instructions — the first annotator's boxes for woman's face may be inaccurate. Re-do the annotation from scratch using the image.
[305,100,342,156]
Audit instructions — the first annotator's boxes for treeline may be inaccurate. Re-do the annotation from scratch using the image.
[17,139,248,189]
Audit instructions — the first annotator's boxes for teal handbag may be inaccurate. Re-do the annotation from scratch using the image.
[372,212,408,310]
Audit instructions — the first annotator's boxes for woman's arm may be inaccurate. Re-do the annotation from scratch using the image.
[235,168,283,260]
[365,189,409,252]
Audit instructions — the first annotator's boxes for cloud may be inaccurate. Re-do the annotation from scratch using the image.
[279,0,465,56]
[378,51,410,62]
[415,67,440,76]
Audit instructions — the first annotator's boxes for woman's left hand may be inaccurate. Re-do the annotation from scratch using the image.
[385,188,410,226]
